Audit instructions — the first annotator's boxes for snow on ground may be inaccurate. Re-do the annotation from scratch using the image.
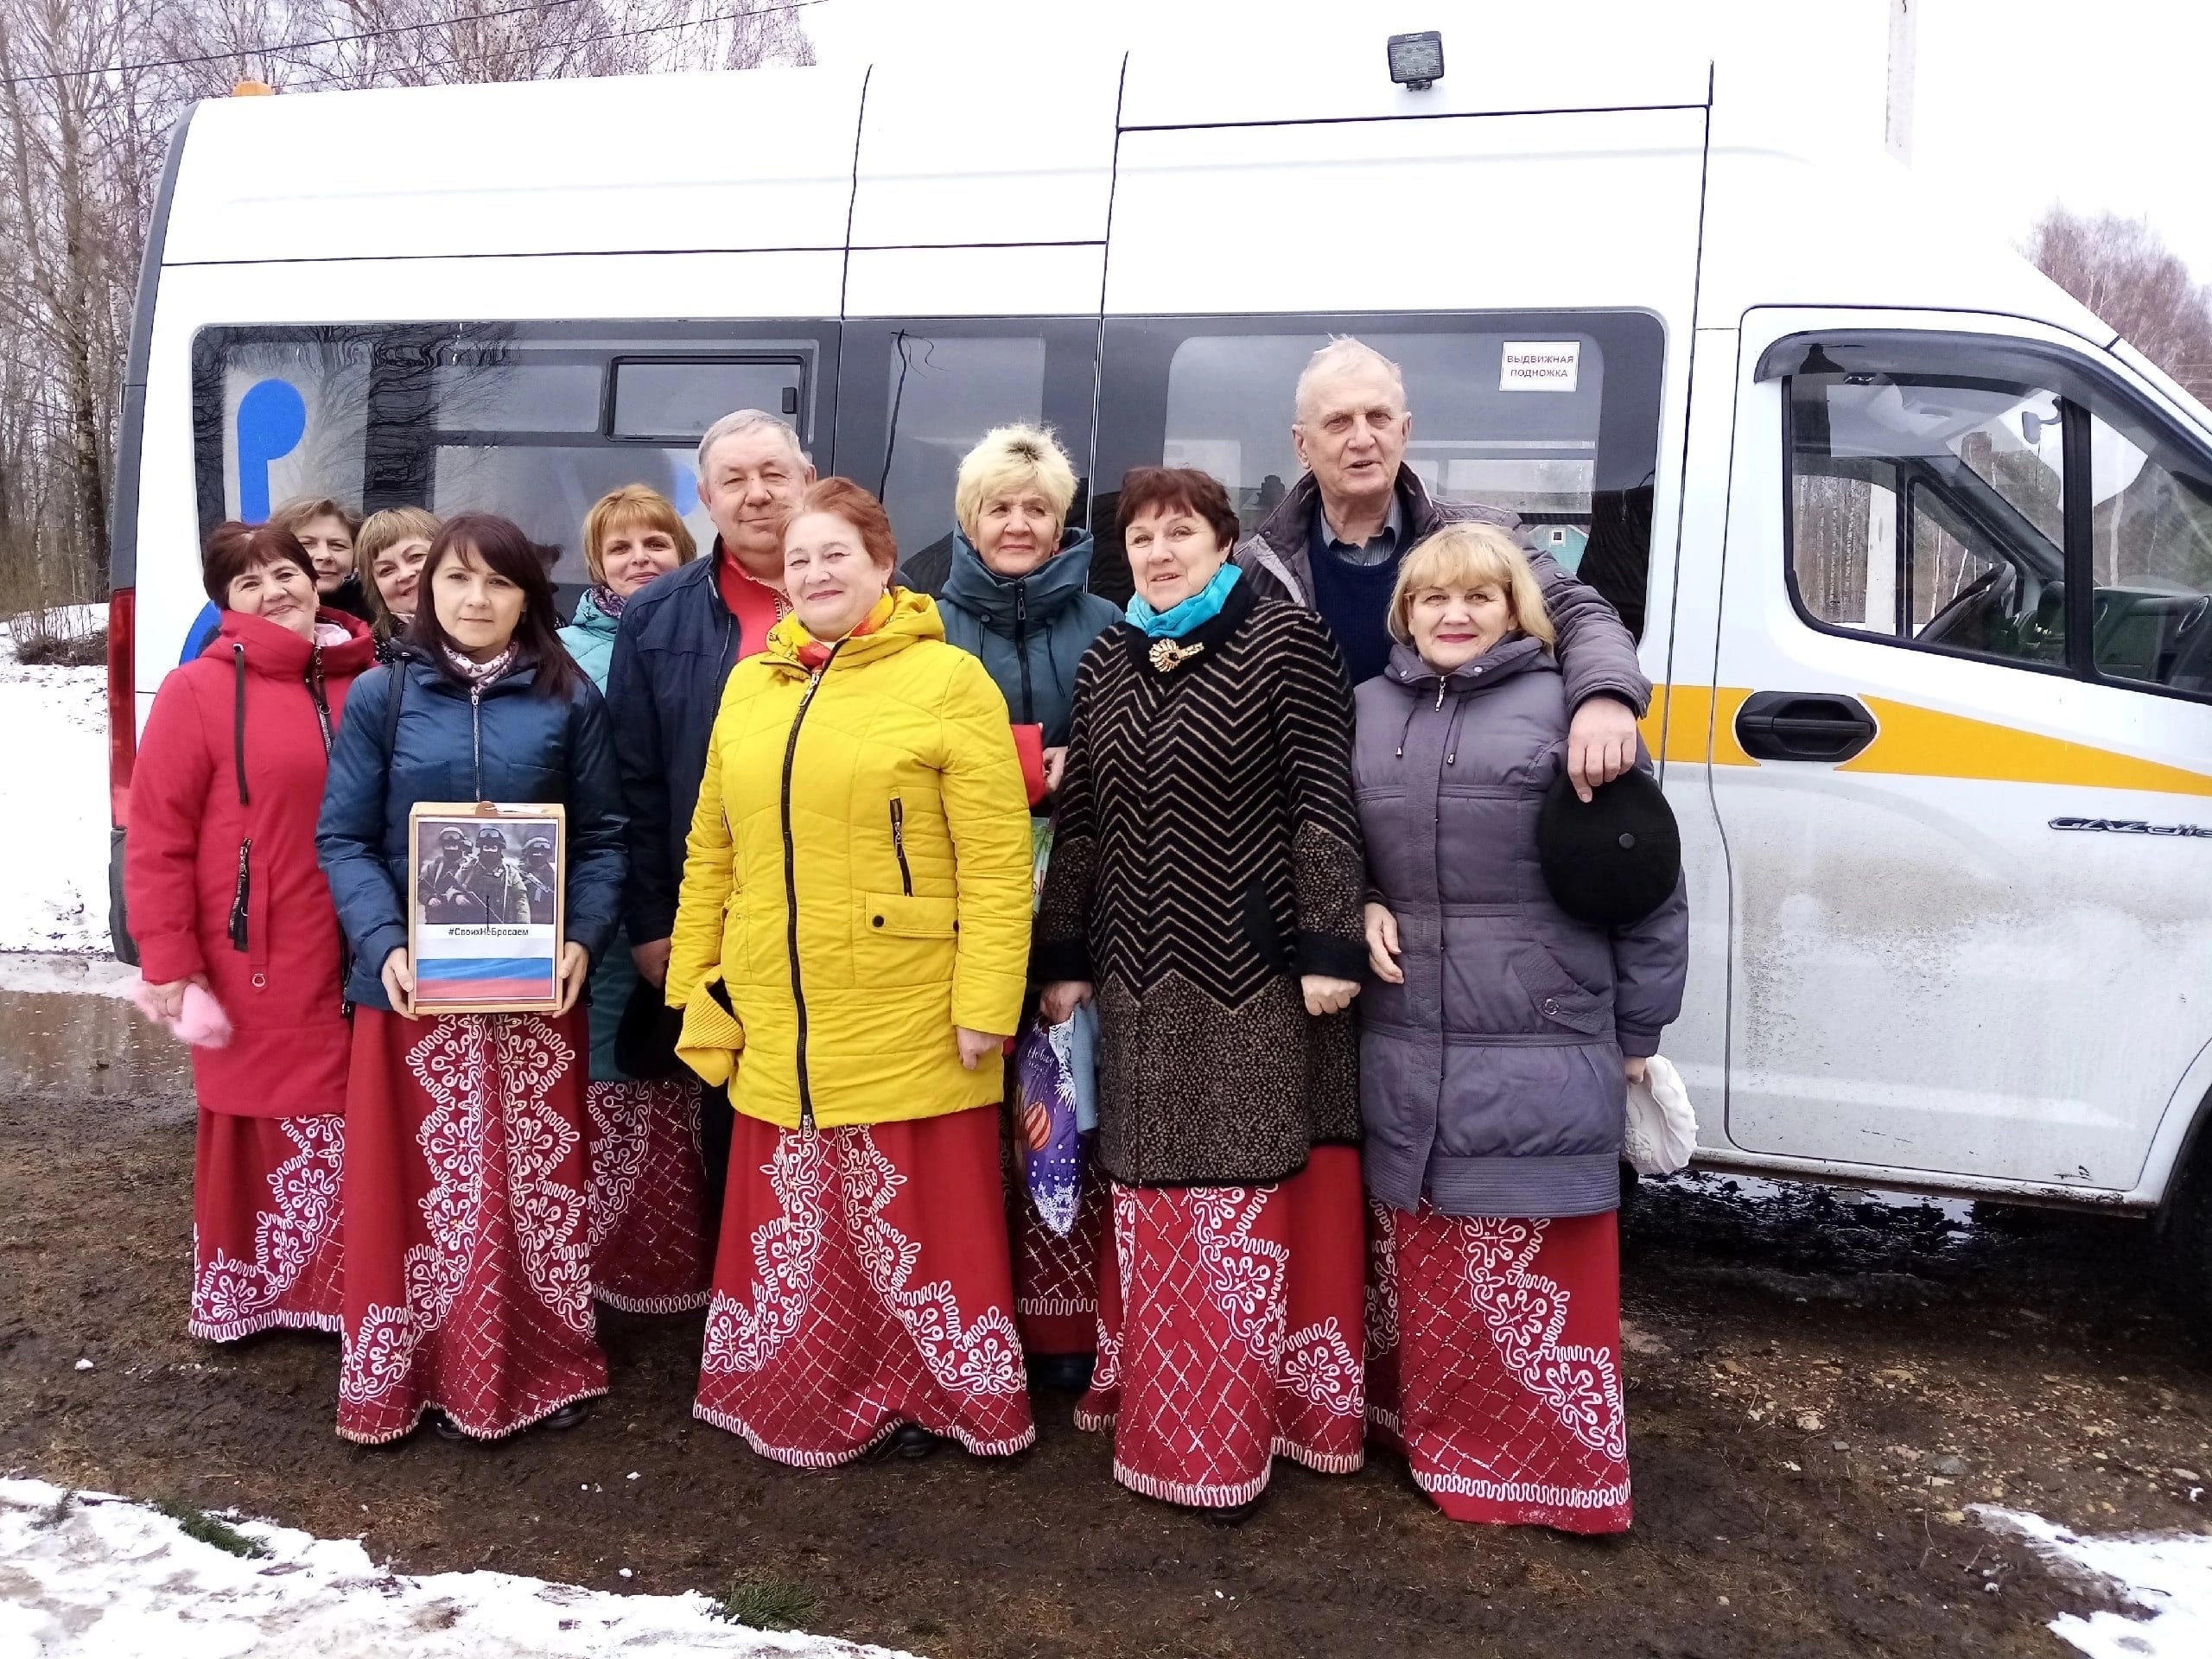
[1978,1506,2212,1658]
[0,1478,919,1659]
[0,662,110,954]
[0,951,134,997]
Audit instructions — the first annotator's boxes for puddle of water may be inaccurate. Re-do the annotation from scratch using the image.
[0,953,190,1097]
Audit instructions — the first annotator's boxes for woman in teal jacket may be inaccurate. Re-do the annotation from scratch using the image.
[935,425,1120,1392]
[558,484,713,1313]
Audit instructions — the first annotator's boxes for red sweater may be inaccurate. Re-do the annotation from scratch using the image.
[124,609,378,1117]
[715,547,788,660]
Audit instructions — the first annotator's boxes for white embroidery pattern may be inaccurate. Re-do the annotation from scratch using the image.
[699,1135,829,1376]
[1279,1317,1363,1418]
[191,1116,345,1338]
[497,1020,589,1332]
[339,1014,582,1402]
[1459,1217,1627,1462]
[842,1128,1026,1399]
[1187,1186,1288,1368]
[1363,1200,1400,1362]
[584,1081,651,1251]
[1088,1187,1141,1395]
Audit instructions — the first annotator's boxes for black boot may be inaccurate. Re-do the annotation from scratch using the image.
[1027,1352,1095,1394]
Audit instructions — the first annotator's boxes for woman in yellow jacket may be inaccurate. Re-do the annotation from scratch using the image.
[667,476,1038,1467]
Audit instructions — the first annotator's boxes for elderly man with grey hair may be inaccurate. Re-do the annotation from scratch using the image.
[604,409,815,1220]
[1233,339,1649,799]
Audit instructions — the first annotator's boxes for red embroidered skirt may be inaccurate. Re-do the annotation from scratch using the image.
[190,1110,345,1341]
[1367,1204,1630,1533]
[586,1077,711,1313]
[1076,1144,1367,1509]
[1014,1154,1104,1357]
[336,1007,607,1445]
[696,1104,1034,1466]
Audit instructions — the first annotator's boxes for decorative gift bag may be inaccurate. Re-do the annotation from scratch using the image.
[1014,1007,1096,1236]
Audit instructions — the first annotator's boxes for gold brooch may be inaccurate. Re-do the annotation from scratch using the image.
[1148,639,1205,672]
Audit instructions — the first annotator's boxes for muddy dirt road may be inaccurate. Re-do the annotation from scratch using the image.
[2,976,2208,1657]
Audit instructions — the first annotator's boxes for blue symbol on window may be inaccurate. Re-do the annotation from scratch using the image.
[237,378,307,522]
[181,601,220,664]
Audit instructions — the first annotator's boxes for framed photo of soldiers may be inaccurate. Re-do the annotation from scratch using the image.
[406,803,567,1014]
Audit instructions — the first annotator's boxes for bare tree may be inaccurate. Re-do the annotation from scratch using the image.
[0,0,812,607]
[2027,206,2212,403]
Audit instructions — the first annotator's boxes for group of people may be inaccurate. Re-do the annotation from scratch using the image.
[124,336,1686,1534]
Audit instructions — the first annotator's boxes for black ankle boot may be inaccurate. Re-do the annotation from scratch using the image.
[1027,1352,1096,1394]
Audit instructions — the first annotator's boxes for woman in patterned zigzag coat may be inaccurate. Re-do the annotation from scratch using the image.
[1035,467,1370,1522]
[126,522,378,1344]
[318,512,627,1446]
[1355,524,1687,1533]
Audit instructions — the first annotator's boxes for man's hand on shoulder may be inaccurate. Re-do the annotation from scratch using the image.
[1567,695,1639,804]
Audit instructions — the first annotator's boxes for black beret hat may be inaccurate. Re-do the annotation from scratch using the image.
[1538,766,1681,927]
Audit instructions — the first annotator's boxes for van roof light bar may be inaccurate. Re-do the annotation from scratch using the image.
[1387,31,1444,91]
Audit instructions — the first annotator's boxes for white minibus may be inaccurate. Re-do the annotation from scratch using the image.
[105,41,2212,1304]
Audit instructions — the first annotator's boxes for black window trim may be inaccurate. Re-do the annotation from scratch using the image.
[1770,327,2212,709]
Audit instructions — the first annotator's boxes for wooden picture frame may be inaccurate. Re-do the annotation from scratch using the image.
[406,801,567,1014]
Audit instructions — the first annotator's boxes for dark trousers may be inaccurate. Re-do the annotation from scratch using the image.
[700,1084,734,1243]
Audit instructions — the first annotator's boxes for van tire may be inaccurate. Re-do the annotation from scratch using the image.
[2158,1102,2212,1319]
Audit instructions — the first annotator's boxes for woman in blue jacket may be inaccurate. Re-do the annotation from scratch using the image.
[317,512,627,1446]
[937,425,1120,1392]
[557,485,713,1317]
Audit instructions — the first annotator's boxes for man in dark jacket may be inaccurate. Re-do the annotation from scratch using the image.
[605,409,813,1219]
[607,409,813,984]
[1232,339,1649,800]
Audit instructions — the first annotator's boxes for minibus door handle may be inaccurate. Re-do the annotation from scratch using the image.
[1733,691,1878,762]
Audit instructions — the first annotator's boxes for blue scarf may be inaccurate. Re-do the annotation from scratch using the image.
[1125,562,1240,639]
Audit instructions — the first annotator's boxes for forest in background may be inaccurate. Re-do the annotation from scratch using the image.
[0,0,813,648]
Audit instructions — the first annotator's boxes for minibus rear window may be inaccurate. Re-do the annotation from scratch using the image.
[193,323,832,587]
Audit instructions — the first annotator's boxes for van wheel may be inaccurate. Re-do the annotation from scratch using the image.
[2158,1109,2212,1318]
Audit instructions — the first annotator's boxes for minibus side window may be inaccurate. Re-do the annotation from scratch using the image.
[2087,413,2212,695]
[1786,372,2069,670]
[833,320,1100,595]
[1092,314,1663,628]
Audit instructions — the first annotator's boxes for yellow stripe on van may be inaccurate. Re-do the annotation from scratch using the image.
[1642,683,1758,767]
[1840,696,2212,798]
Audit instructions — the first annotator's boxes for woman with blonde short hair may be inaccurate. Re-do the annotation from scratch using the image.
[937,424,1120,1391]
[1355,522,1686,1532]
[356,507,441,658]
[559,483,709,1316]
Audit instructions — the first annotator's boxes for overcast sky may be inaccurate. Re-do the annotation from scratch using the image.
[805,0,2212,280]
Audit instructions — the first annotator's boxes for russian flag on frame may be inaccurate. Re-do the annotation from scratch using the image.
[414,925,558,1007]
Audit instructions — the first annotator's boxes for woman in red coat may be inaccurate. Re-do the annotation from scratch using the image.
[125,521,378,1341]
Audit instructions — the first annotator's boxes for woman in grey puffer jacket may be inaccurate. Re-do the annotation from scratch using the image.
[1353,523,1686,1536]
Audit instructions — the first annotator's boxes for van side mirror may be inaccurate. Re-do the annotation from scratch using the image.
[2021,410,2045,446]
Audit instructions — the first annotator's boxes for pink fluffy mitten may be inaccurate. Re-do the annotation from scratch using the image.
[128,978,233,1048]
